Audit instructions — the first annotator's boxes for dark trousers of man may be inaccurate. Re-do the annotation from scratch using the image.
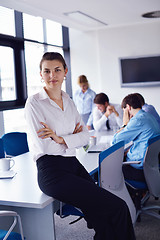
[37,155,135,240]
[122,164,145,182]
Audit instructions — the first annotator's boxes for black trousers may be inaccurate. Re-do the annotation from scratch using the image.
[122,164,145,182]
[37,155,136,240]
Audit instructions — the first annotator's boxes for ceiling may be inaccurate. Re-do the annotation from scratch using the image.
[0,0,160,31]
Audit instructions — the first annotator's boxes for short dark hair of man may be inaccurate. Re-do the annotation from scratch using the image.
[135,93,145,106]
[94,93,109,105]
[121,93,142,109]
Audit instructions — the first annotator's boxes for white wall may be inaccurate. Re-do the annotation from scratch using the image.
[69,28,101,94]
[69,21,160,113]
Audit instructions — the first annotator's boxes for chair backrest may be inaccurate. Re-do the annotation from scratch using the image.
[0,139,5,158]
[2,132,29,157]
[143,134,160,197]
[99,141,125,189]
[99,141,136,224]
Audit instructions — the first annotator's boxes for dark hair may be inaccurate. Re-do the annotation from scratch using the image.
[94,93,109,105]
[40,52,67,70]
[121,93,142,109]
[135,93,145,106]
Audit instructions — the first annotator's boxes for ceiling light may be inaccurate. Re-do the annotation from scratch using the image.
[142,11,160,18]
[64,11,107,28]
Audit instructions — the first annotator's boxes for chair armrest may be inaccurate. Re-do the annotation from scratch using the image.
[124,141,133,151]
[123,161,141,165]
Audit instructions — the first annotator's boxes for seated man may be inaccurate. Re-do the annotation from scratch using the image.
[93,93,123,131]
[112,93,160,182]
[135,93,160,129]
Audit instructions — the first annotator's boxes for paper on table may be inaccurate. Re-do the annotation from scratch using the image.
[87,144,107,153]
[98,135,113,145]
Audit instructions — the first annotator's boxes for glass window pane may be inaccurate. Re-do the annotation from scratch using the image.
[46,20,63,46]
[0,46,16,101]
[24,42,45,96]
[3,109,27,133]
[0,6,15,36]
[23,13,43,42]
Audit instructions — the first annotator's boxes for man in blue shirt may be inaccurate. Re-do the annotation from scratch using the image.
[112,93,160,181]
[135,93,160,129]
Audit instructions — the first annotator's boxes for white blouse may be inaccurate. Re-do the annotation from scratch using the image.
[25,88,89,161]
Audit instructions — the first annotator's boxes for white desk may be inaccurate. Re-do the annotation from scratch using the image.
[0,130,114,239]
[77,130,114,175]
[0,152,58,240]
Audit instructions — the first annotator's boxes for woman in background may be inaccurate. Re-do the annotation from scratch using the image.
[73,75,96,130]
[25,52,135,240]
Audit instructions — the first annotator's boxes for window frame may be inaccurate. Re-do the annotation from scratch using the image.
[0,34,27,110]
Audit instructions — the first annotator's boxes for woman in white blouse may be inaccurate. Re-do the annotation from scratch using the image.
[25,52,135,240]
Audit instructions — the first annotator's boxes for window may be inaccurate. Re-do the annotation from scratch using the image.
[3,109,26,133]
[23,13,44,42]
[0,46,16,101]
[0,6,15,36]
[24,41,45,96]
[46,20,63,46]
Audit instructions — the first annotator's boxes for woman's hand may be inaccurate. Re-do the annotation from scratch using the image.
[37,122,65,144]
[73,122,83,134]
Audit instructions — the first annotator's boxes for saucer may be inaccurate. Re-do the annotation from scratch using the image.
[0,170,17,179]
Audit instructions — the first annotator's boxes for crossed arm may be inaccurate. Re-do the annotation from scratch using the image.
[37,122,83,144]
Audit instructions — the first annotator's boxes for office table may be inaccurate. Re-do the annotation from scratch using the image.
[0,152,58,240]
[0,130,114,239]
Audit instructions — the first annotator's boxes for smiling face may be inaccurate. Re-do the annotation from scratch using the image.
[40,60,68,91]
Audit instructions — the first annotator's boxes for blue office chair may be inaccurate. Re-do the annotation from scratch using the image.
[125,134,160,222]
[0,139,5,158]
[98,141,136,224]
[2,132,29,157]
[0,210,25,240]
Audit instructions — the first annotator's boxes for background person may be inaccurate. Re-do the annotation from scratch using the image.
[93,92,123,131]
[25,52,135,240]
[73,75,96,130]
[112,93,160,182]
[135,93,160,129]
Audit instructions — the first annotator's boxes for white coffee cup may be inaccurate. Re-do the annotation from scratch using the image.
[89,136,97,146]
[0,158,15,172]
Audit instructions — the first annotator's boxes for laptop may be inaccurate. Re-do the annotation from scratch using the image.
[86,144,110,153]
